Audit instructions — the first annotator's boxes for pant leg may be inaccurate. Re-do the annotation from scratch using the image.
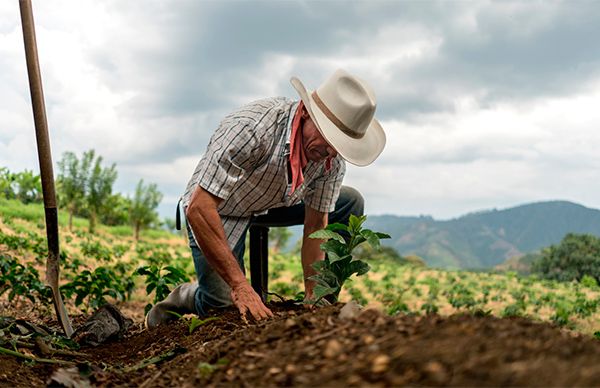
[252,186,364,227]
[188,225,248,317]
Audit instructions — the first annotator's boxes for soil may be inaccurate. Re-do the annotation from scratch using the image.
[2,301,600,387]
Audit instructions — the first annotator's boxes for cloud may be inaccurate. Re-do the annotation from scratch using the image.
[1,0,600,221]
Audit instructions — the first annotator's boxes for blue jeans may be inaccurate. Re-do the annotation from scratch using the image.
[188,186,364,316]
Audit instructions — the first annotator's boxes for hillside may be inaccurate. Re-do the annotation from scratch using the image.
[365,201,600,269]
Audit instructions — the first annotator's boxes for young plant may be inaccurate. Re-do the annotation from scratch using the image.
[60,266,135,310]
[136,264,188,314]
[308,214,390,303]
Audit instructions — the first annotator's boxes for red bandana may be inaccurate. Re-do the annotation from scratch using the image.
[289,102,334,195]
[289,102,308,195]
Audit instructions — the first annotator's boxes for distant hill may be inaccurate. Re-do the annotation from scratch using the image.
[364,201,600,269]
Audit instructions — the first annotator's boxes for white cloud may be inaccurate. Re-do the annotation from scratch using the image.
[2,0,600,222]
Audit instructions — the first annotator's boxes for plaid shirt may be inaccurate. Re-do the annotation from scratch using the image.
[182,97,346,248]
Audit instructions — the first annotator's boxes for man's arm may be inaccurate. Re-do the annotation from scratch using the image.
[185,186,273,320]
[301,204,328,300]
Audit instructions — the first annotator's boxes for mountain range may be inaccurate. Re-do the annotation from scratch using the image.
[363,201,600,269]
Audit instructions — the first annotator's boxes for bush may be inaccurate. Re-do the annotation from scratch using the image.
[532,233,600,283]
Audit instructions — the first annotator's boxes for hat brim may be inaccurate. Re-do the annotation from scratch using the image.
[290,76,386,167]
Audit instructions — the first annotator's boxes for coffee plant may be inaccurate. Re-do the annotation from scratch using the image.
[61,266,135,310]
[308,214,390,303]
[136,264,189,314]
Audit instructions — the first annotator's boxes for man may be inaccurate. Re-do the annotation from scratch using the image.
[146,69,386,327]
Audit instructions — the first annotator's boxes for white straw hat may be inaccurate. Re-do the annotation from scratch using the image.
[290,69,386,166]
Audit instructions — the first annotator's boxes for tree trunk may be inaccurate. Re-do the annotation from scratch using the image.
[135,222,140,241]
[89,210,96,234]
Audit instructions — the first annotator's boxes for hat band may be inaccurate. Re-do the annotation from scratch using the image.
[311,91,364,139]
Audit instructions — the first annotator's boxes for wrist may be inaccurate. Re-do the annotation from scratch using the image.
[230,277,249,291]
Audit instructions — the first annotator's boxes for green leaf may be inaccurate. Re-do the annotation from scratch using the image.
[313,284,338,300]
[348,260,370,276]
[326,223,348,232]
[319,240,348,258]
[188,316,219,334]
[361,229,380,250]
[348,214,367,233]
[309,229,345,243]
[329,253,352,264]
[375,232,391,239]
[311,261,327,272]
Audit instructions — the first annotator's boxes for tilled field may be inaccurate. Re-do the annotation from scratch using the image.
[2,302,600,387]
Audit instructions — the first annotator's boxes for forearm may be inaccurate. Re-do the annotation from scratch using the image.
[301,232,326,292]
[301,205,328,297]
[186,189,247,289]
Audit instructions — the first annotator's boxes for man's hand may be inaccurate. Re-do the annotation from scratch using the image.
[230,281,273,321]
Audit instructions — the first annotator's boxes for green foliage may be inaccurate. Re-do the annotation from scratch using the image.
[532,233,600,283]
[188,316,219,334]
[61,266,135,309]
[57,151,93,229]
[0,254,52,305]
[136,264,189,313]
[198,358,229,378]
[130,179,163,240]
[87,152,118,234]
[271,281,301,299]
[0,168,42,204]
[269,227,292,252]
[80,238,113,262]
[100,193,132,226]
[444,282,477,311]
[308,214,390,303]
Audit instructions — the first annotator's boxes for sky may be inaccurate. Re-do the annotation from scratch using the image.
[1,0,600,221]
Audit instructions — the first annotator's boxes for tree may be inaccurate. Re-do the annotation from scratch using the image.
[57,151,93,230]
[0,167,16,199]
[12,170,42,204]
[269,227,292,253]
[130,179,163,240]
[532,233,600,283]
[99,193,132,226]
[86,153,117,234]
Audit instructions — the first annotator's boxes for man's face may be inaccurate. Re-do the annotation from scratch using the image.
[301,111,338,162]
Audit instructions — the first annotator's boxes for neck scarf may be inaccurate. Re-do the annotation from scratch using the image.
[289,102,308,195]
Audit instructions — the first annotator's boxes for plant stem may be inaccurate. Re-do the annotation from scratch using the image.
[0,345,74,365]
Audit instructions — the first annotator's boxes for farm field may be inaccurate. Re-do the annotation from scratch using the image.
[2,199,600,386]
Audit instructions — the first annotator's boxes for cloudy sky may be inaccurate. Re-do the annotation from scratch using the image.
[1,0,600,221]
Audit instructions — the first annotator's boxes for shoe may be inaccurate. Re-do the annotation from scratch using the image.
[145,282,198,328]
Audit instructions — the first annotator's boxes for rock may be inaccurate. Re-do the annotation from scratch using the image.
[47,367,91,388]
[371,354,391,374]
[73,304,133,346]
[362,334,375,345]
[339,300,362,320]
[424,361,448,384]
[284,318,297,329]
[323,339,343,358]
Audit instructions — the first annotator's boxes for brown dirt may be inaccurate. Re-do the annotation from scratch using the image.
[2,301,600,387]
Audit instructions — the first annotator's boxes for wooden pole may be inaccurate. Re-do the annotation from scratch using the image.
[18,0,73,337]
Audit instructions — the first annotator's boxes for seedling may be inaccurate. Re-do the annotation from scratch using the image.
[136,264,188,315]
[308,214,390,303]
[167,311,220,334]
